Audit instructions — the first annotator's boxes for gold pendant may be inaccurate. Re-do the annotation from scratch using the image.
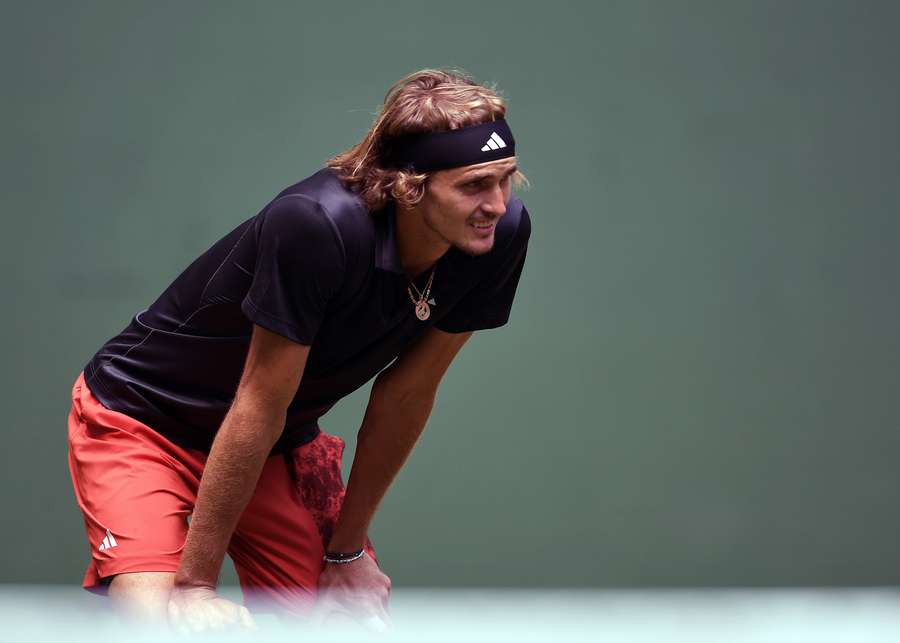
[415,300,431,321]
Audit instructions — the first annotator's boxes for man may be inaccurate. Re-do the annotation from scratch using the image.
[67,68,531,631]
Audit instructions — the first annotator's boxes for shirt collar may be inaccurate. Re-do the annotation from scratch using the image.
[374,200,406,274]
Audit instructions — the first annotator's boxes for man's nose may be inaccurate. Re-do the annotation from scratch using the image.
[482,184,506,215]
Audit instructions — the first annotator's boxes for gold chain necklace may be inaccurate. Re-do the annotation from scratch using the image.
[406,264,436,321]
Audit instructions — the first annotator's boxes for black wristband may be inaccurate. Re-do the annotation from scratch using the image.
[323,548,365,564]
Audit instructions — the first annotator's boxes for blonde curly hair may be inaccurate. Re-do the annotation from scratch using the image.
[327,68,528,213]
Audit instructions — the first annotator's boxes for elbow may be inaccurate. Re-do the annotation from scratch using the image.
[359,382,435,444]
[223,398,288,452]
[370,377,436,416]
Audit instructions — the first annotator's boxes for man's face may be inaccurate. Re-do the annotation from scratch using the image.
[418,157,518,257]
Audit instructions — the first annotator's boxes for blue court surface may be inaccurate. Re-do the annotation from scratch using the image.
[4,586,900,641]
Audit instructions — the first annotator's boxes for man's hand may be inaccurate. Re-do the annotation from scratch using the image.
[167,586,256,633]
[313,552,392,631]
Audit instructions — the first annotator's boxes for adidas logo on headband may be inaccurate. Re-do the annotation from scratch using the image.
[481,132,507,152]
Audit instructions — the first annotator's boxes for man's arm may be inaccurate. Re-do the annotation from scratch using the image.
[169,323,309,627]
[327,327,473,553]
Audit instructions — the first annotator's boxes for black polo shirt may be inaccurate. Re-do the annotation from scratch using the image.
[83,167,531,454]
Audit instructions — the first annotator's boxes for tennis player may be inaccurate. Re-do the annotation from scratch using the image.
[67,68,531,631]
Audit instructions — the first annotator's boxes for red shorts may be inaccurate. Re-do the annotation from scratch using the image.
[66,371,376,614]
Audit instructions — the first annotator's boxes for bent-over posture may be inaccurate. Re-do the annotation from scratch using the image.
[67,68,531,630]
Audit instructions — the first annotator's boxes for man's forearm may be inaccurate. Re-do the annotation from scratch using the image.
[327,382,435,552]
[175,404,284,588]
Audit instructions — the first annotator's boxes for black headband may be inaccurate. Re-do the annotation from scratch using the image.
[381,119,516,172]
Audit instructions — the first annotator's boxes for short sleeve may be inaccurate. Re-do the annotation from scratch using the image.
[240,195,345,345]
[435,204,532,333]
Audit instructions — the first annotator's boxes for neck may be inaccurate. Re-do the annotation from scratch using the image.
[394,201,449,279]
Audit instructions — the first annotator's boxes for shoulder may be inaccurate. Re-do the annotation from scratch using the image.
[271,168,370,227]
[259,167,373,255]
[257,194,343,260]
[263,168,374,260]
[491,196,532,257]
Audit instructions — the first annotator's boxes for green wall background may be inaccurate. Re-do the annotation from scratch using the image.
[2,1,898,587]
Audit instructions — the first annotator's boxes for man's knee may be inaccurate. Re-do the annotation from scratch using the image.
[108,571,176,622]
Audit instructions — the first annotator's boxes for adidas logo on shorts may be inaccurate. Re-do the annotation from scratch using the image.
[98,528,118,551]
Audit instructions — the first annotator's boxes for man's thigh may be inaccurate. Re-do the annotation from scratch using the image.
[108,572,175,621]
[228,430,378,615]
[67,371,204,591]
[227,448,325,615]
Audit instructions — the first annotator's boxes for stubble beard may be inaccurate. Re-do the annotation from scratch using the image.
[422,208,495,258]
[455,235,495,257]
